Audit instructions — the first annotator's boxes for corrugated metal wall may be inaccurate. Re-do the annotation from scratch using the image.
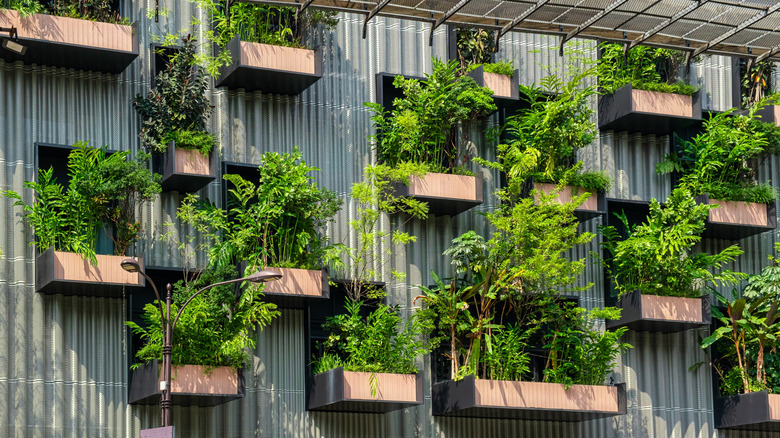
[1,2,779,436]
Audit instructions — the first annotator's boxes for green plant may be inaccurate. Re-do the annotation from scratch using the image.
[602,188,745,299]
[3,0,124,23]
[176,148,342,271]
[598,43,698,96]
[480,72,608,194]
[658,101,779,203]
[127,264,280,369]
[133,36,215,156]
[6,142,160,262]
[163,129,216,157]
[366,59,496,173]
[312,300,433,374]
[481,61,514,77]
[455,27,496,74]
[742,60,776,107]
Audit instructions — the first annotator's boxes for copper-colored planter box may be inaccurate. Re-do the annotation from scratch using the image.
[158,141,215,193]
[696,194,776,239]
[217,37,322,94]
[35,247,144,296]
[467,65,519,103]
[0,9,138,73]
[598,84,701,134]
[534,182,606,220]
[607,291,710,333]
[262,267,329,308]
[308,367,422,413]
[715,391,780,430]
[393,172,483,217]
[129,359,244,407]
[433,375,626,420]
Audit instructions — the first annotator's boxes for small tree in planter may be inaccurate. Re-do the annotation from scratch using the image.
[454,27,517,100]
[6,142,160,293]
[601,188,745,331]
[133,35,216,191]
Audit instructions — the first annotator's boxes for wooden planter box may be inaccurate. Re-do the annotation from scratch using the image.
[261,267,329,308]
[0,9,138,73]
[534,182,606,220]
[606,291,710,333]
[393,172,483,217]
[216,37,322,95]
[36,247,144,297]
[432,375,626,420]
[598,84,701,134]
[467,65,519,104]
[156,141,215,193]
[308,367,422,413]
[715,391,780,430]
[129,359,244,407]
[696,194,777,239]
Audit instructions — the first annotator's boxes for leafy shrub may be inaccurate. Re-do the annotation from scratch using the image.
[602,188,745,298]
[366,59,496,173]
[598,43,697,96]
[6,142,160,261]
[5,0,124,23]
[133,36,214,156]
[481,61,514,77]
[176,148,341,271]
[657,102,779,203]
[127,264,279,369]
[741,60,776,107]
[163,129,216,157]
[455,27,496,74]
[313,300,433,374]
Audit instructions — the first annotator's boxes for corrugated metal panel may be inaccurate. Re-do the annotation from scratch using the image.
[2,1,780,436]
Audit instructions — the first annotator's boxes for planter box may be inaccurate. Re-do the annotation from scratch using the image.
[393,172,483,217]
[606,291,710,333]
[261,267,329,308]
[0,9,138,73]
[740,105,780,126]
[534,183,606,220]
[695,194,776,239]
[467,65,519,104]
[432,375,626,420]
[598,84,701,134]
[216,37,322,94]
[715,391,780,430]
[157,141,215,193]
[129,359,244,407]
[35,247,144,297]
[308,367,422,413]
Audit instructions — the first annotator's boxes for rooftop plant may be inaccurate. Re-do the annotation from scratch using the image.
[366,58,496,174]
[657,101,780,203]
[597,43,697,96]
[5,142,160,263]
[602,188,745,299]
[4,0,125,23]
[133,36,216,157]
[482,70,609,194]
[700,247,780,395]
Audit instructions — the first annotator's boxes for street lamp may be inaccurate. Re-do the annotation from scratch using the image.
[120,258,281,429]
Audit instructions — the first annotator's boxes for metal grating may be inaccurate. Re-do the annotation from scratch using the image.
[241,0,780,60]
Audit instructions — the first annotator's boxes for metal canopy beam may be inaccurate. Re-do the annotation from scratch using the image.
[363,0,392,39]
[298,0,314,13]
[692,3,780,56]
[628,0,710,50]
[756,43,780,62]
[560,0,630,52]
[495,0,550,47]
[429,0,472,45]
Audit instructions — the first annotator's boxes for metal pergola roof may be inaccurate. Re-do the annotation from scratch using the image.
[242,0,780,60]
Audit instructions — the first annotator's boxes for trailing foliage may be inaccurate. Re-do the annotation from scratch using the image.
[127,264,280,369]
[176,148,342,271]
[602,188,744,298]
[312,300,434,374]
[6,142,160,261]
[657,101,779,203]
[366,59,496,173]
[598,43,697,96]
[133,36,215,156]
[3,0,124,23]
[481,72,608,194]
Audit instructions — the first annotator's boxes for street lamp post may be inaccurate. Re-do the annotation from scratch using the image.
[121,259,281,428]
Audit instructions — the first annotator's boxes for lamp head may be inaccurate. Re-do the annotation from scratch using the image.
[2,38,26,55]
[120,258,142,273]
[245,270,283,283]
